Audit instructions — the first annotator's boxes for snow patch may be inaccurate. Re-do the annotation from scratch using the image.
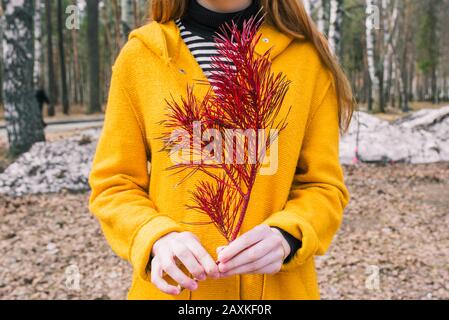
[340,106,449,164]
[0,107,449,196]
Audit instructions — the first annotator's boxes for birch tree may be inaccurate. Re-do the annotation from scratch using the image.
[121,0,134,43]
[304,0,320,18]
[328,0,344,58]
[317,0,327,33]
[365,0,380,111]
[2,0,45,155]
[45,0,56,116]
[303,0,312,15]
[382,0,401,109]
[34,0,43,88]
[58,0,69,114]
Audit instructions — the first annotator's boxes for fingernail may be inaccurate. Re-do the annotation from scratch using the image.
[176,285,182,294]
[216,246,226,253]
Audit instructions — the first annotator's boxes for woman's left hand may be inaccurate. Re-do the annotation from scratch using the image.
[216,224,291,277]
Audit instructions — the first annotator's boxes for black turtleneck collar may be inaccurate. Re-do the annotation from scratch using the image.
[181,0,263,39]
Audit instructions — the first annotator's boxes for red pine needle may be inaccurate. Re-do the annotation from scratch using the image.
[159,14,292,242]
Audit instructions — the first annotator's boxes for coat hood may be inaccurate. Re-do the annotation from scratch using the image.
[128,19,300,64]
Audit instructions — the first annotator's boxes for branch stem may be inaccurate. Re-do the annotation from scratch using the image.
[230,164,257,241]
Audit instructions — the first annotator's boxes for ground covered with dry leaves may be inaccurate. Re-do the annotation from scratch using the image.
[1,163,448,300]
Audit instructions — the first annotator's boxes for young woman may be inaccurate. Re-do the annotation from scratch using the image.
[88,0,354,300]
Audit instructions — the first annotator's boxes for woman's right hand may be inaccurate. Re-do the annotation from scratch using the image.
[150,231,220,295]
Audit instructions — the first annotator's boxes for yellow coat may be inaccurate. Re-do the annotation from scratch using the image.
[88,19,350,300]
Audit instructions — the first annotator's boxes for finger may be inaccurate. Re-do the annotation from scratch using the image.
[216,246,226,254]
[218,225,269,263]
[150,257,182,295]
[184,238,220,278]
[171,243,206,281]
[219,249,283,277]
[251,261,283,275]
[218,238,278,273]
[160,253,198,291]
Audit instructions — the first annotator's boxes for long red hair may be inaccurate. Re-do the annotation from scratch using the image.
[149,0,355,133]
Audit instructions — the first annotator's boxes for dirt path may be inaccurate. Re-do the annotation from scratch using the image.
[0,119,103,142]
[1,163,448,300]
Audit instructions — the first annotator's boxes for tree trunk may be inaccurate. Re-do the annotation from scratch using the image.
[382,0,398,109]
[397,58,409,112]
[45,0,56,116]
[0,3,4,106]
[303,0,312,15]
[317,0,327,34]
[57,0,69,114]
[2,0,45,156]
[121,0,134,43]
[87,0,101,114]
[111,0,122,54]
[101,4,113,105]
[34,0,43,89]
[71,27,82,105]
[328,0,343,58]
[70,0,83,106]
[365,0,380,111]
[401,1,411,112]
[431,66,438,104]
[133,0,139,27]
[443,77,448,101]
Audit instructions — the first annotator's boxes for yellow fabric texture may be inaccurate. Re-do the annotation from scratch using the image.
[88,19,350,300]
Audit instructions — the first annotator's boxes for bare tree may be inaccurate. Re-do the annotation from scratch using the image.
[328,0,344,57]
[58,0,69,114]
[34,0,43,88]
[303,0,312,14]
[2,0,45,155]
[365,0,380,111]
[0,3,4,105]
[87,0,101,113]
[328,0,344,58]
[121,0,134,43]
[382,0,405,110]
[45,0,56,116]
[69,0,83,105]
[317,0,327,33]
[111,0,122,53]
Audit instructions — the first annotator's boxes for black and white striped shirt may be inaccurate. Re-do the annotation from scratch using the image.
[175,18,235,83]
[174,0,261,84]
